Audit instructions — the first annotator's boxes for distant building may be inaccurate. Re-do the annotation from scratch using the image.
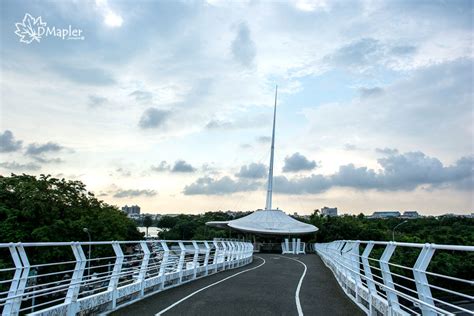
[439,213,473,218]
[371,211,401,218]
[321,207,338,217]
[402,211,419,218]
[293,212,310,220]
[122,205,141,216]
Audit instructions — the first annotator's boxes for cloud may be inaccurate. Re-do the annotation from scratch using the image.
[235,163,267,179]
[25,142,64,156]
[205,119,233,129]
[375,152,473,190]
[151,161,170,172]
[172,160,196,173]
[88,95,108,108]
[391,45,417,56]
[113,189,157,198]
[51,64,116,86]
[231,22,256,67]
[205,114,270,130]
[292,0,329,12]
[183,176,260,195]
[115,168,131,177]
[0,130,22,153]
[184,151,473,195]
[31,156,63,164]
[0,161,41,171]
[326,38,418,73]
[330,164,379,190]
[129,90,153,103]
[95,0,123,28]
[304,59,473,154]
[359,87,384,98]
[274,174,331,194]
[344,143,358,151]
[256,136,271,143]
[376,148,399,155]
[150,160,196,173]
[277,151,474,194]
[282,152,317,172]
[139,108,170,129]
[327,38,383,71]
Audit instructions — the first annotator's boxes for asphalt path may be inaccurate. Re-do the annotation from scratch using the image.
[111,253,364,316]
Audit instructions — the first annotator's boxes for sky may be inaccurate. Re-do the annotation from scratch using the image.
[0,0,473,215]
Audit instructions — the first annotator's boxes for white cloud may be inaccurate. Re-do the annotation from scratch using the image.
[95,0,123,28]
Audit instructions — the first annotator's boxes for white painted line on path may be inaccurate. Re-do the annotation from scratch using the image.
[278,255,307,316]
[155,256,266,316]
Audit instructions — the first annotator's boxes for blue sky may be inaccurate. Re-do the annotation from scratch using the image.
[1,0,473,215]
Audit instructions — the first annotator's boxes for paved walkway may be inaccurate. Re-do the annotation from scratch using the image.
[112,254,363,316]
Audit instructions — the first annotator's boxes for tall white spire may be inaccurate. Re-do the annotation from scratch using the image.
[265,86,278,210]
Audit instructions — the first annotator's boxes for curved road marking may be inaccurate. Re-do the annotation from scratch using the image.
[277,255,307,316]
[155,256,266,316]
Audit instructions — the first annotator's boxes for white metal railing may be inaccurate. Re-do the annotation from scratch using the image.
[0,240,253,315]
[281,238,306,255]
[314,241,474,316]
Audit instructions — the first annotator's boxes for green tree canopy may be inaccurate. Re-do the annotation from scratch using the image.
[0,174,142,243]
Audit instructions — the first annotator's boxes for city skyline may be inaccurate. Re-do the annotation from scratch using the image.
[1,0,473,215]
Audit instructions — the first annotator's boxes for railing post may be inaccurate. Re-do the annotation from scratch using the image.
[237,242,243,263]
[212,241,219,271]
[191,241,199,279]
[350,241,361,304]
[221,241,228,269]
[338,242,350,285]
[3,243,27,316]
[229,241,236,267]
[177,241,186,282]
[159,241,169,290]
[203,241,210,275]
[380,242,400,314]
[65,242,86,316]
[361,242,376,315]
[109,242,124,309]
[413,244,436,316]
[138,241,150,296]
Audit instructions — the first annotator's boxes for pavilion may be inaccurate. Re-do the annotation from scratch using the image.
[206,87,318,236]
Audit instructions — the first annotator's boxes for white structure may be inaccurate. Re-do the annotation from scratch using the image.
[206,87,318,236]
[0,240,253,316]
[281,238,306,254]
[315,240,474,316]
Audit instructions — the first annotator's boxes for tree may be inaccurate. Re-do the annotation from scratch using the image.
[143,215,153,237]
[157,215,178,229]
[0,174,142,243]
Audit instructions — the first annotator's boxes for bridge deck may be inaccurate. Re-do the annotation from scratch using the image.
[112,254,363,316]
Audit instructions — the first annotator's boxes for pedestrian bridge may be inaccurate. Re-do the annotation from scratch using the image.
[0,240,472,315]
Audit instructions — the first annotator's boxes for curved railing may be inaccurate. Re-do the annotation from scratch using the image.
[0,240,253,315]
[314,241,474,316]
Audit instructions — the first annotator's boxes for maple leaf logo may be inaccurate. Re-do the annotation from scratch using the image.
[15,13,47,44]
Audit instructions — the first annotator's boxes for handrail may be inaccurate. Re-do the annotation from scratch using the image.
[314,241,474,316]
[0,240,254,316]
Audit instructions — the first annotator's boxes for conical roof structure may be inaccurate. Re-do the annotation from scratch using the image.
[206,87,318,235]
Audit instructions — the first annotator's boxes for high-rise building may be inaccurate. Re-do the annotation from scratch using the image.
[121,205,141,215]
[321,207,338,217]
